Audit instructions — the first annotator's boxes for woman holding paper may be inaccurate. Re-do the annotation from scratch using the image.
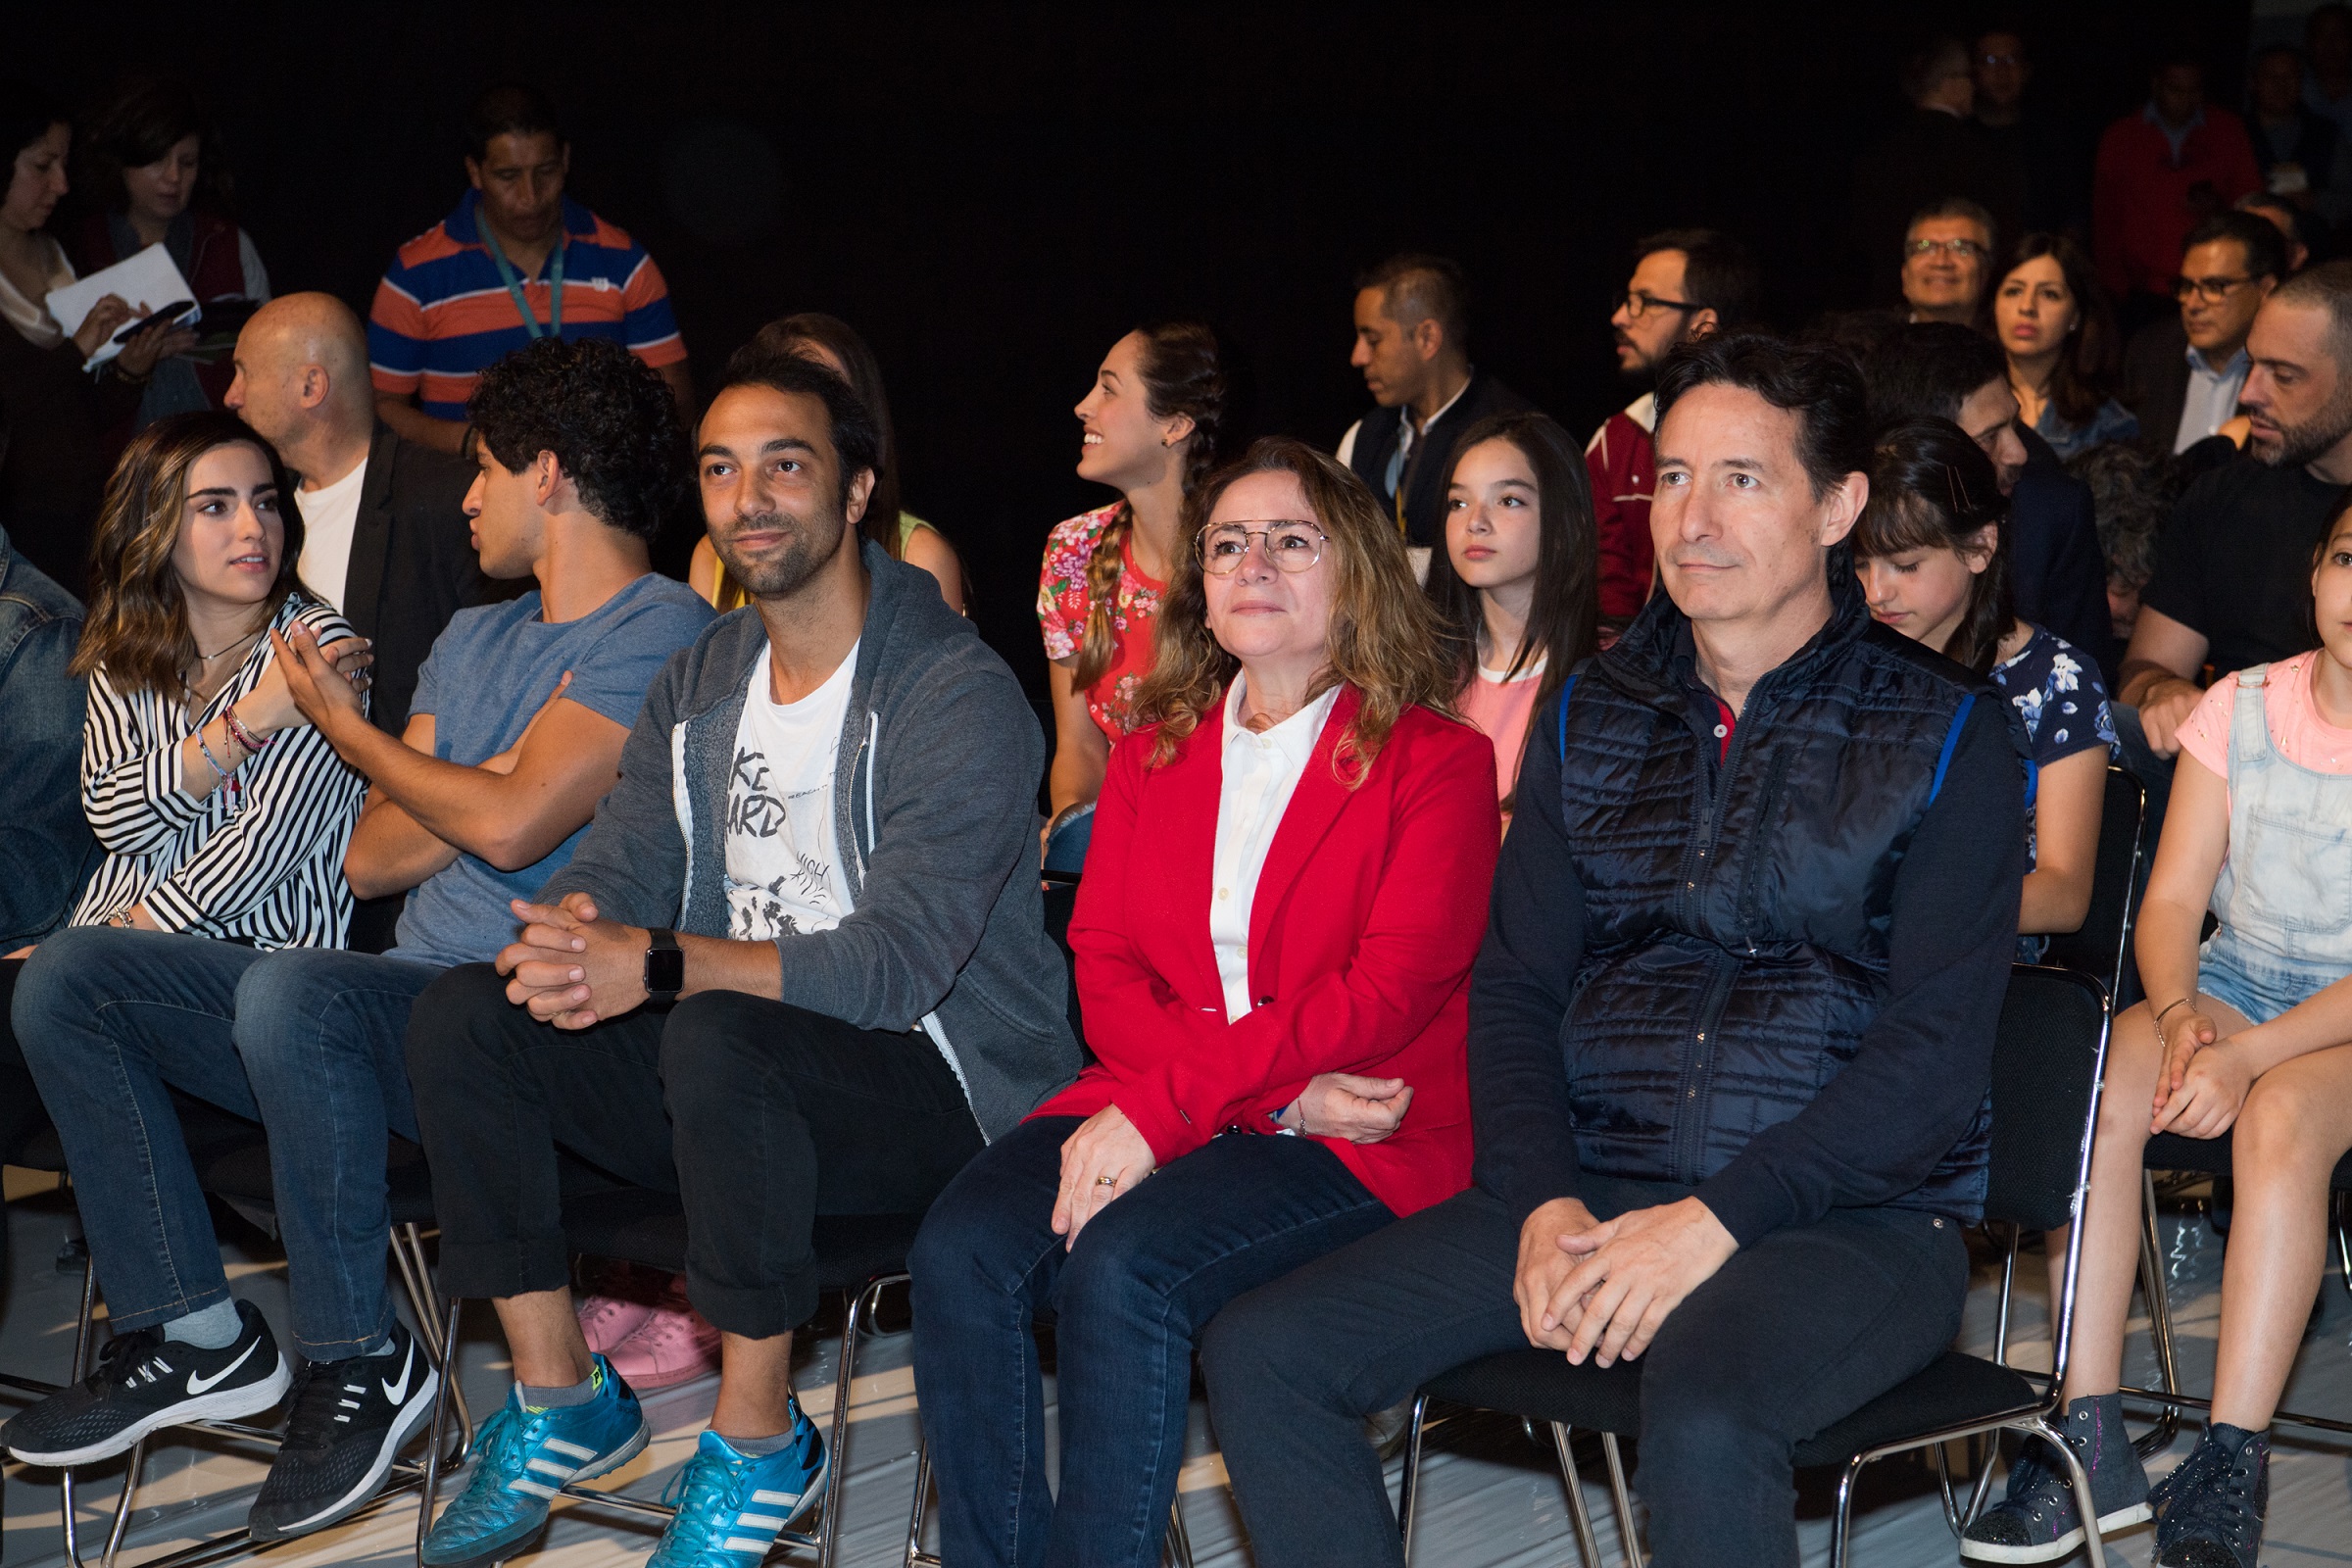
[0,84,196,592]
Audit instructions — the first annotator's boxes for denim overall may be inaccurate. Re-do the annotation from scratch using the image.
[2199,663,2352,1024]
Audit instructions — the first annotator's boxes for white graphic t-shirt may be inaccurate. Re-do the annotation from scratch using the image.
[724,641,859,940]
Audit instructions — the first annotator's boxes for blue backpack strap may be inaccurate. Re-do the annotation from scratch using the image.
[1929,693,1975,805]
[1555,674,1580,762]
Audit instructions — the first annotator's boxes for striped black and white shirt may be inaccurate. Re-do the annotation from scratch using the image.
[74,595,367,949]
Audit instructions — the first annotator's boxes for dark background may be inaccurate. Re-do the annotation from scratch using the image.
[22,0,2257,696]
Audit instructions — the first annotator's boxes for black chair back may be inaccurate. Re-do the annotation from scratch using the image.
[1984,964,2111,1234]
[1042,877,1087,1057]
[2039,766,2147,1009]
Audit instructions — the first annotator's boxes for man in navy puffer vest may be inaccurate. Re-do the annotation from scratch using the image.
[1203,334,2027,1568]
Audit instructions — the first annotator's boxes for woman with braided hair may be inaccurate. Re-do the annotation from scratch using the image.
[1038,320,1226,869]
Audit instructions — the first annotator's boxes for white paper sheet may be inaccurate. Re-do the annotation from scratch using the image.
[44,243,197,367]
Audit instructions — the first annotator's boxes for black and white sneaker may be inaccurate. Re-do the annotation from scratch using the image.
[249,1321,441,1542]
[3,1299,290,1466]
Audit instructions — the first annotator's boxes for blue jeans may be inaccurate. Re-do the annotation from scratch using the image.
[12,928,439,1358]
[907,1116,1396,1568]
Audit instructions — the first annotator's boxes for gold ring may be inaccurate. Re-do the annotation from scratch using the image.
[1095,1175,1117,1188]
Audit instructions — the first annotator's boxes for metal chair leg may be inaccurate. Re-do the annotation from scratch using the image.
[1829,1455,1864,1568]
[58,1251,100,1568]
[2333,1192,2351,1298]
[1163,1497,1195,1567]
[1549,1424,1606,1568]
[904,1425,940,1567]
[392,1227,471,1459]
[817,1275,897,1568]
[1600,1432,1642,1568]
[2135,1170,2185,1457]
[415,1294,466,1568]
[99,1437,147,1568]
[1396,1393,1429,1560]
[2034,1414,2105,1562]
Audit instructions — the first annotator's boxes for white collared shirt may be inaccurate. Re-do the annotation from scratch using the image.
[1209,676,1342,1024]
[2176,342,2251,453]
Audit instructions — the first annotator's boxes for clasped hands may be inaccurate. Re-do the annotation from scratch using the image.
[2149,1004,2254,1140]
[1513,1194,1739,1368]
[497,892,649,1029]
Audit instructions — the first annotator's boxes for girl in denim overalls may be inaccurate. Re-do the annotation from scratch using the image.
[1964,505,2352,1568]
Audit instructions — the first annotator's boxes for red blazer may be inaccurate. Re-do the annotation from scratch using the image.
[1036,685,1499,1218]
[2092,107,2261,301]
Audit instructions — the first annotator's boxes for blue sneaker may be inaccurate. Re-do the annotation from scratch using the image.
[420,1356,649,1568]
[647,1417,828,1567]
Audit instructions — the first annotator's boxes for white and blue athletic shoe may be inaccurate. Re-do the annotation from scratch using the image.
[420,1355,649,1568]
[647,1416,828,1567]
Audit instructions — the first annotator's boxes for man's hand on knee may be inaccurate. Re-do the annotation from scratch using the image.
[1548,1197,1738,1368]
[496,894,649,1029]
[1513,1196,1602,1352]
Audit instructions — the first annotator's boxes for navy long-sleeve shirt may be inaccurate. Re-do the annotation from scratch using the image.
[1468,665,2025,1247]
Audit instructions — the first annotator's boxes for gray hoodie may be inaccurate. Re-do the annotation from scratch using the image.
[539,541,1081,1139]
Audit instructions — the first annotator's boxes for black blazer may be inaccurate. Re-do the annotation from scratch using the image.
[1344,369,1534,547]
[330,424,500,739]
[2121,315,2191,456]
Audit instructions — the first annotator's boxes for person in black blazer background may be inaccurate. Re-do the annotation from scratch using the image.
[224,293,499,947]
[1337,253,1530,551]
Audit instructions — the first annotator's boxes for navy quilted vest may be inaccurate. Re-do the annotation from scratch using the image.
[1555,574,1996,1221]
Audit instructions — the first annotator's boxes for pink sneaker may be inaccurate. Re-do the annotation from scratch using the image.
[576,1293,656,1355]
[606,1298,721,1390]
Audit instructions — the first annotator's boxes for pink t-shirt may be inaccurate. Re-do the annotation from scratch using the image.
[2177,651,2352,803]
[1458,662,1544,805]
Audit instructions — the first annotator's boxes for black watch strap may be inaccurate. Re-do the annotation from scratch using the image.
[644,927,685,1005]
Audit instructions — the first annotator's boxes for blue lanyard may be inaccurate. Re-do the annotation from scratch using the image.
[480,220,564,340]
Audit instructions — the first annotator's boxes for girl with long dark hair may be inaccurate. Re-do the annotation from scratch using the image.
[1425,411,1600,818]
[1854,417,2115,944]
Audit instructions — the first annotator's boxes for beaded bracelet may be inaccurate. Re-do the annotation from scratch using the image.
[195,726,233,784]
[222,706,270,754]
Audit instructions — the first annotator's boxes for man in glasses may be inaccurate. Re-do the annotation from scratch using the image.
[2092,53,2260,319]
[2120,212,2287,455]
[1899,199,1999,325]
[1589,229,1761,628]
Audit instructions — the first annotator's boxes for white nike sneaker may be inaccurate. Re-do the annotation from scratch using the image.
[3,1298,291,1466]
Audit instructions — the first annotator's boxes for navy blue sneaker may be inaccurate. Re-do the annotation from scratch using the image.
[1961,1395,2150,1562]
[647,1417,828,1567]
[420,1356,648,1568]
[2153,1424,2269,1568]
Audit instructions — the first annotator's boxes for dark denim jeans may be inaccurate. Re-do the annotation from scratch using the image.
[12,928,437,1358]
[907,1116,1396,1568]
[1200,1180,1969,1568]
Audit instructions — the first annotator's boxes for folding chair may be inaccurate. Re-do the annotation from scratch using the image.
[7,1119,465,1568]
[1396,965,2117,1568]
[413,1167,923,1568]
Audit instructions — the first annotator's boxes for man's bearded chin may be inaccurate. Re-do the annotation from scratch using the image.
[714,509,834,599]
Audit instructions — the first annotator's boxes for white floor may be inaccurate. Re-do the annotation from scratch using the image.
[3,1170,2348,1568]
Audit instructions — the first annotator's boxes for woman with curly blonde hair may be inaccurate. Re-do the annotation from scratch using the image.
[911,436,1497,1568]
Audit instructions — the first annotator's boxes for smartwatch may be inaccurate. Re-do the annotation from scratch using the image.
[643,928,684,1006]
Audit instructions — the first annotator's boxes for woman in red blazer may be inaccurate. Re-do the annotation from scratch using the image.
[910,437,1499,1568]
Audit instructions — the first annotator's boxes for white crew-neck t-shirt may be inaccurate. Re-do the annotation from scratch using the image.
[724,641,860,941]
[293,457,369,611]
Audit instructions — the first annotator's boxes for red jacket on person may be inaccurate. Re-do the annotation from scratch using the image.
[1586,394,1658,627]
[2092,106,2260,302]
[1037,686,1498,1219]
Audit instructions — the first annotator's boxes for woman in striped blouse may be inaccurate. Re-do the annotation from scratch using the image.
[61,411,369,944]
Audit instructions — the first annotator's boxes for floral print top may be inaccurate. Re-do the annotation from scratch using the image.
[1038,502,1164,741]
[1990,625,2119,959]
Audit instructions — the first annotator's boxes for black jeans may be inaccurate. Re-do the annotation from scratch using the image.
[1200,1180,1969,1568]
[405,963,985,1337]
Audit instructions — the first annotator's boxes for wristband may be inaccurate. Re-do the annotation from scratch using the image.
[196,726,233,783]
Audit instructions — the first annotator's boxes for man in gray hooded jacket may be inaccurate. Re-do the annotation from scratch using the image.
[407,347,1079,1568]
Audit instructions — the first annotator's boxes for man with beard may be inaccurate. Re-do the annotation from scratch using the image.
[2121,266,2352,768]
[406,346,1079,1568]
[1587,229,1760,628]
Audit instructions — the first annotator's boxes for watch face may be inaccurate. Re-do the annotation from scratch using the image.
[647,944,686,996]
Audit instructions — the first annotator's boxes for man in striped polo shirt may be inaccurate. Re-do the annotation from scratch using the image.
[368,85,693,456]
